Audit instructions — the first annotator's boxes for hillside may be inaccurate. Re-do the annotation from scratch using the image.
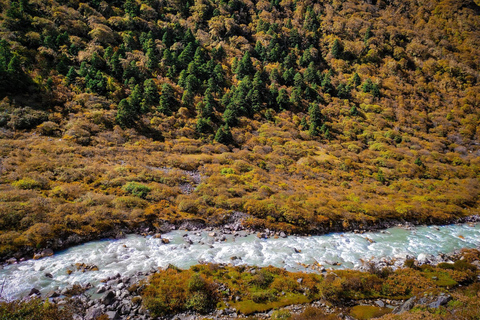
[0,0,479,258]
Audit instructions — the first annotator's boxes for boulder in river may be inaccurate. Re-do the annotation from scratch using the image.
[29,288,40,296]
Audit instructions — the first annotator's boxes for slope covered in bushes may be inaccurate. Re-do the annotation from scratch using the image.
[0,0,479,257]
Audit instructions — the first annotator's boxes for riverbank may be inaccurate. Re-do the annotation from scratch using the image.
[1,221,480,303]
[4,247,480,320]
[3,213,480,266]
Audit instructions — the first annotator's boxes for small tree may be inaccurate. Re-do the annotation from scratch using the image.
[215,125,233,145]
[159,83,175,115]
[331,39,342,59]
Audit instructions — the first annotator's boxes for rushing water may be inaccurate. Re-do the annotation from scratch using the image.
[1,223,480,300]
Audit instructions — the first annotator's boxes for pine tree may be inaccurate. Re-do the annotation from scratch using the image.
[182,89,194,107]
[276,88,289,110]
[159,83,175,115]
[146,48,158,71]
[235,51,254,79]
[308,103,322,137]
[321,71,334,94]
[178,43,194,68]
[196,117,212,134]
[364,26,373,44]
[66,67,77,84]
[254,41,266,61]
[142,79,159,113]
[124,0,139,17]
[352,72,361,87]
[304,62,317,84]
[215,125,233,145]
[331,39,342,59]
[116,98,137,128]
[293,72,303,90]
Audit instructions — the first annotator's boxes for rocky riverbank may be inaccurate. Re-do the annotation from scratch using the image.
[18,244,480,320]
[4,212,480,268]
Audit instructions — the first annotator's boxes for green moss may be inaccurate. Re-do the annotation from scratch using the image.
[233,293,310,315]
[349,305,391,319]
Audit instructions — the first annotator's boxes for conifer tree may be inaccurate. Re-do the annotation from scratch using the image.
[159,83,175,115]
[116,98,137,128]
[215,125,233,145]
[331,39,342,59]
[142,79,159,112]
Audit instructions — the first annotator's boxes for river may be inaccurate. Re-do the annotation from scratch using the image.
[1,223,479,300]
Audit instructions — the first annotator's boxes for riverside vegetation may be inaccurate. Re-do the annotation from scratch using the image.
[1,248,480,319]
[0,0,479,260]
[0,0,479,318]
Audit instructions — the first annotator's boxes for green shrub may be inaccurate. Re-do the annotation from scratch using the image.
[12,178,42,190]
[122,182,151,199]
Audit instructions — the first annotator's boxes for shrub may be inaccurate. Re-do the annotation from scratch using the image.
[0,298,73,320]
[122,182,151,199]
[12,178,42,190]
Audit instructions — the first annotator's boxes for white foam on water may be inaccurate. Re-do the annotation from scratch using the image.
[1,223,479,300]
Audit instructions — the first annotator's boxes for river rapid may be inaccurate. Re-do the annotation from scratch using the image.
[1,223,479,300]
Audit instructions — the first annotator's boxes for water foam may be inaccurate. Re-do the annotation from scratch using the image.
[1,223,479,300]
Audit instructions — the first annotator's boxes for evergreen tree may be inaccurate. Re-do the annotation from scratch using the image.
[362,78,373,93]
[142,79,159,112]
[254,41,266,61]
[235,51,254,79]
[337,83,350,99]
[321,71,334,94]
[352,72,361,87]
[276,88,289,110]
[293,72,304,90]
[124,0,140,17]
[331,39,342,59]
[178,43,194,68]
[66,67,77,84]
[159,83,175,115]
[282,68,294,86]
[304,62,317,84]
[182,88,194,107]
[146,48,158,71]
[196,117,212,134]
[200,89,215,118]
[364,26,373,44]
[129,85,143,111]
[116,98,137,128]
[308,103,322,137]
[215,125,233,145]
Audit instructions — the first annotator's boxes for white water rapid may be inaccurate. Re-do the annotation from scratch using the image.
[1,223,479,300]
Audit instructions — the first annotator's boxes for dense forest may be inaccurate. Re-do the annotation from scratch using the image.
[0,0,479,258]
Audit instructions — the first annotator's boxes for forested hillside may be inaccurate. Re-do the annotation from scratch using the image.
[0,0,479,257]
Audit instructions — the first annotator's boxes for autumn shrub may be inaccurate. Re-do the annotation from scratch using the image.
[0,299,73,320]
[12,178,42,190]
[142,268,218,317]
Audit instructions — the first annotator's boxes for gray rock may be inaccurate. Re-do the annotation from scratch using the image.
[393,296,416,314]
[97,286,106,294]
[428,295,452,308]
[279,232,287,238]
[6,258,17,264]
[105,310,119,320]
[297,278,303,284]
[45,273,53,279]
[375,300,385,308]
[85,306,102,320]
[102,291,116,306]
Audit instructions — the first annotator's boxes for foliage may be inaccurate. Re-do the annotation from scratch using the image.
[0,0,478,260]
